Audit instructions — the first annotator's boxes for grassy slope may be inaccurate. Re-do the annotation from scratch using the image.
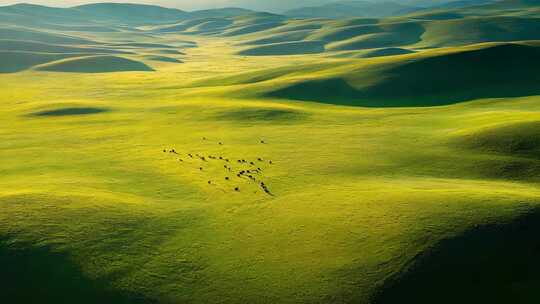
[2,4,540,304]
[228,42,539,106]
[2,36,540,304]
[34,55,155,73]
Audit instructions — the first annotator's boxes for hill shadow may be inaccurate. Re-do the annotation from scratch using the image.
[35,56,154,73]
[455,121,540,160]
[0,237,157,304]
[372,209,540,304]
[213,107,308,123]
[266,43,540,107]
[31,107,110,117]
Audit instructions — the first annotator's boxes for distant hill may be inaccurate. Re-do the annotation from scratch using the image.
[0,3,260,28]
[284,1,421,18]
[73,3,189,25]
[189,8,255,19]
[430,0,498,9]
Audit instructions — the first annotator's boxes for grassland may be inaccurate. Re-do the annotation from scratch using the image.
[1,1,540,303]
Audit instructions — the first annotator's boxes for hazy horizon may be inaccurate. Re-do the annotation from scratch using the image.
[0,0,472,12]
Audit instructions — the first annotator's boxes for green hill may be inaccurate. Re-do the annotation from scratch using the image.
[0,51,90,73]
[0,40,127,54]
[456,121,540,159]
[419,16,540,47]
[238,41,325,55]
[34,55,154,73]
[325,21,424,50]
[360,47,416,57]
[143,55,183,63]
[74,3,189,25]
[284,1,420,18]
[2,1,540,304]
[261,43,540,106]
[0,27,95,45]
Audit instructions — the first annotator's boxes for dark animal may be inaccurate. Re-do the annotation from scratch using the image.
[199,167,203,171]
[225,177,230,180]
[235,187,240,192]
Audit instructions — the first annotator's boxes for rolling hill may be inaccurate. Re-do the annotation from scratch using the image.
[1,1,540,304]
[284,1,421,18]
[233,42,540,106]
[34,55,154,73]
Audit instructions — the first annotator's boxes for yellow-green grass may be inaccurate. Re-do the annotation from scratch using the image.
[2,28,540,303]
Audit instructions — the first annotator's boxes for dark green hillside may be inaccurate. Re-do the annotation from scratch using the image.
[35,55,154,73]
[265,43,540,106]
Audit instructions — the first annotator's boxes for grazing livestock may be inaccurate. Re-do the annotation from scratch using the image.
[235,187,240,192]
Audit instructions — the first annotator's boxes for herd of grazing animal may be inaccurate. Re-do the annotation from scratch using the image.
[163,138,274,196]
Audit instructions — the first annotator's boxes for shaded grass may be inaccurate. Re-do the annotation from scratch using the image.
[213,107,308,123]
[237,41,325,56]
[31,107,110,117]
[265,43,540,107]
[35,56,154,73]
[0,51,89,73]
[0,237,156,304]
[372,208,540,304]
[455,120,540,158]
